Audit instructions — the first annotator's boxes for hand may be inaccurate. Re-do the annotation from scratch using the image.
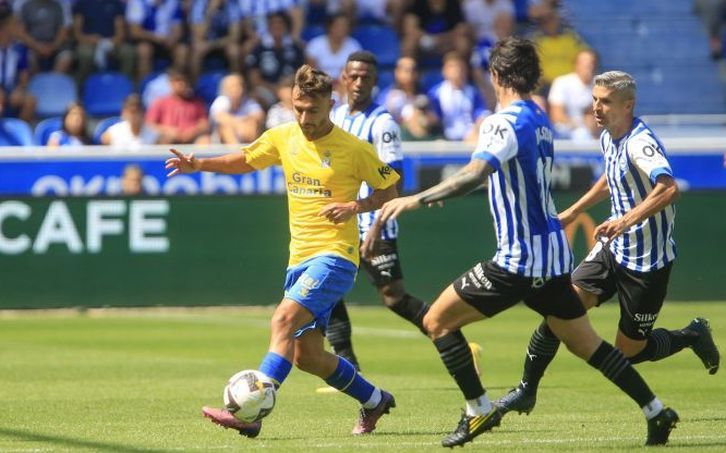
[558,208,578,228]
[361,224,381,259]
[593,218,626,244]
[377,195,422,224]
[165,148,201,177]
[318,201,357,224]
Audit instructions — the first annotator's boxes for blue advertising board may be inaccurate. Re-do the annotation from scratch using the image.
[0,142,724,196]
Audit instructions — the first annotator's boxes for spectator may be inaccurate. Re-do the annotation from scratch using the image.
[210,73,264,144]
[141,70,172,108]
[265,73,295,129]
[145,69,210,144]
[121,164,145,195]
[530,7,587,90]
[245,11,305,107]
[462,0,515,43]
[548,48,598,138]
[570,105,601,143]
[470,10,514,111]
[48,102,90,147]
[427,51,489,142]
[238,0,305,41]
[189,0,245,81]
[102,94,159,149]
[305,13,361,80]
[401,0,471,59]
[126,0,187,83]
[0,10,35,122]
[16,0,73,73]
[400,93,443,140]
[72,0,134,83]
[376,56,421,123]
[321,0,409,31]
[693,0,726,59]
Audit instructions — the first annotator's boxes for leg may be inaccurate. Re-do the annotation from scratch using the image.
[136,42,153,82]
[612,262,719,373]
[75,44,96,84]
[325,299,359,369]
[379,279,429,335]
[497,283,601,415]
[548,314,679,445]
[294,320,396,434]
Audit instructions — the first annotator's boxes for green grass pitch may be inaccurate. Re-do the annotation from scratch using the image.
[0,302,724,452]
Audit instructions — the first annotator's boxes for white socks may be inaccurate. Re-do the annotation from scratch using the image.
[643,397,664,420]
[465,393,493,416]
[363,387,382,409]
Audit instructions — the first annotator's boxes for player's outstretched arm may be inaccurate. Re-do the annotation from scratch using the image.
[165,148,256,177]
[559,174,610,227]
[593,174,678,243]
[319,184,398,224]
[362,159,490,257]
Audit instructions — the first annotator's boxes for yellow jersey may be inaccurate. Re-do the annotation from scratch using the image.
[244,122,400,267]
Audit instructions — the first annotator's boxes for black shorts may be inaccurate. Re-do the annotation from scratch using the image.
[572,243,673,340]
[452,261,586,320]
[360,239,404,287]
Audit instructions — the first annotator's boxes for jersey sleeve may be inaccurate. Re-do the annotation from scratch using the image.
[627,136,673,183]
[243,129,281,170]
[355,140,400,191]
[471,114,518,172]
[371,115,403,165]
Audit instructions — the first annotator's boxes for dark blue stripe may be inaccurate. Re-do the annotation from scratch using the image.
[508,160,528,274]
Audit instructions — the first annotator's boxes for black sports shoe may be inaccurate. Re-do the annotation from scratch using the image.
[494,383,536,415]
[441,408,502,448]
[645,407,679,446]
[687,318,720,375]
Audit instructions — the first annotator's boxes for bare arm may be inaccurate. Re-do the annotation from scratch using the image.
[361,159,491,257]
[416,159,491,205]
[319,184,398,224]
[165,148,256,176]
[559,174,610,227]
[594,175,679,242]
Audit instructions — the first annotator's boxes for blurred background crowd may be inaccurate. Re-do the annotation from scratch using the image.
[0,0,723,148]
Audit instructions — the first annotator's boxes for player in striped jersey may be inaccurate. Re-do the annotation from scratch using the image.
[322,51,483,378]
[369,38,678,447]
[497,71,720,417]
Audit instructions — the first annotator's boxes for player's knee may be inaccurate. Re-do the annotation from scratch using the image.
[422,312,446,338]
[269,311,296,338]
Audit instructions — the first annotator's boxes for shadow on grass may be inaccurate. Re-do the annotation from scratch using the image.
[0,427,163,452]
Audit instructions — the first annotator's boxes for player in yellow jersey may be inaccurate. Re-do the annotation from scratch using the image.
[165,65,400,438]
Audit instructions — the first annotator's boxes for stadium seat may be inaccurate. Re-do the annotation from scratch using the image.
[83,72,133,117]
[196,71,225,106]
[0,118,33,146]
[33,117,63,146]
[92,116,122,145]
[352,25,400,68]
[376,70,394,91]
[28,72,78,118]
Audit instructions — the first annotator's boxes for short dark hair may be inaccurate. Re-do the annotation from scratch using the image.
[346,50,378,68]
[294,64,333,98]
[489,37,541,94]
[267,11,292,31]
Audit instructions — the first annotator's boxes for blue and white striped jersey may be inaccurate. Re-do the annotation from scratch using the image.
[600,117,676,272]
[472,100,573,278]
[126,0,183,37]
[331,102,403,240]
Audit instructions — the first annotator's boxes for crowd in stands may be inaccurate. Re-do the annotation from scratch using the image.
[0,0,690,148]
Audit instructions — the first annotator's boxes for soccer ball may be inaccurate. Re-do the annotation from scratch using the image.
[223,370,276,423]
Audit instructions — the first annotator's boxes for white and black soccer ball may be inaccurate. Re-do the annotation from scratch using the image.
[223,370,276,423]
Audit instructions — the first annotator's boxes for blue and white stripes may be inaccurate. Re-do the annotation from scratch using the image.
[473,100,573,278]
[331,102,403,241]
[601,118,676,271]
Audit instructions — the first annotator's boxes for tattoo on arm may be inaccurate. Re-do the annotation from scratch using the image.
[417,160,492,204]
